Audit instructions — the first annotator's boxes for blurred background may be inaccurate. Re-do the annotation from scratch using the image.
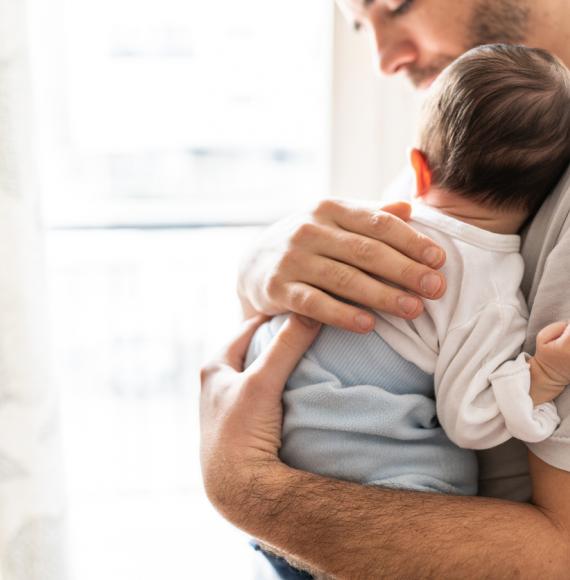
[3,0,422,578]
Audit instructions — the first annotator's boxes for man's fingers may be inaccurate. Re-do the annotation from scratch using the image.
[246,314,322,388]
[320,200,446,269]
[221,314,270,370]
[306,229,445,302]
[300,255,425,320]
[284,282,385,333]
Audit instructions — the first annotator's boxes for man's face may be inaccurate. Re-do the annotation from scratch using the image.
[337,0,530,88]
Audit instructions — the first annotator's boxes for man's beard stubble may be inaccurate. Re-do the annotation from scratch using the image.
[470,0,530,46]
[407,56,455,88]
[407,0,531,88]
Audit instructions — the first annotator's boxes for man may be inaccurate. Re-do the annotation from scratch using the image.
[200,0,570,577]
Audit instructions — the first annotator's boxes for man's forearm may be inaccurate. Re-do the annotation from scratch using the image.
[199,316,570,578]
[232,463,568,579]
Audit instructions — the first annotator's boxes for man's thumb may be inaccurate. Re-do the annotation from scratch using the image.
[246,314,321,389]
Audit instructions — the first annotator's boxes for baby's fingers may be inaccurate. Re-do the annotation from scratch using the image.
[537,321,570,346]
[558,322,570,344]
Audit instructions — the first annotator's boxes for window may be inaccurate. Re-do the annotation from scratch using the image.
[40,0,332,227]
[31,0,422,575]
[33,0,333,578]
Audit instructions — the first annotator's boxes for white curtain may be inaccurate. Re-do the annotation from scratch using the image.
[0,0,66,578]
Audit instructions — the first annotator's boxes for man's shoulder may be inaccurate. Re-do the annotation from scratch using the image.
[522,164,570,258]
[521,164,570,303]
[521,164,570,475]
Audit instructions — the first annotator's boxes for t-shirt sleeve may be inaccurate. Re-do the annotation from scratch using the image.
[435,302,559,450]
[526,226,570,471]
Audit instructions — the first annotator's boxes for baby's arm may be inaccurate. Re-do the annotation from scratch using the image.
[435,302,560,450]
[528,321,570,405]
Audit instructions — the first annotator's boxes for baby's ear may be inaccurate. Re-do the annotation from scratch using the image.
[410,148,432,197]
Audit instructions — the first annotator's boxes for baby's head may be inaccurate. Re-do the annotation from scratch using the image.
[412,44,570,232]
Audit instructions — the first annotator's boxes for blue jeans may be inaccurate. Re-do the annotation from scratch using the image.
[250,541,314,579]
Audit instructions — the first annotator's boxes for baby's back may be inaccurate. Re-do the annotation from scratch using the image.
[245,316,478,495]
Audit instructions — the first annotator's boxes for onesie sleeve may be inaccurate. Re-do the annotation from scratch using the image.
[435,302,560,450]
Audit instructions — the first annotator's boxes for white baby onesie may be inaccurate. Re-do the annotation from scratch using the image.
[375,202,560,449]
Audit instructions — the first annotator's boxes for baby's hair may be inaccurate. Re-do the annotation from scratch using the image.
[420,44,570,214]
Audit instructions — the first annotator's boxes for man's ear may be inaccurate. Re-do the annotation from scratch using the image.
[410,148,432,197]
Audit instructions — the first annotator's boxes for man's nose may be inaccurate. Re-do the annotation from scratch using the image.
[370,24,417,75]
[378,43,417,75]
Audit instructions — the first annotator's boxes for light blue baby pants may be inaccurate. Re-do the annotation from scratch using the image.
[246,315,478,495]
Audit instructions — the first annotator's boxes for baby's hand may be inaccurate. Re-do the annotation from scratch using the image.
[529,321,570,405]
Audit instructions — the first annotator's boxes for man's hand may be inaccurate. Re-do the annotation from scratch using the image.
[238,199,447,333]
[199,313,321,523]
[530,320,570,405]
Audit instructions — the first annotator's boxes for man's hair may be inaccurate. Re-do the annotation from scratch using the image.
[419,44,570,213]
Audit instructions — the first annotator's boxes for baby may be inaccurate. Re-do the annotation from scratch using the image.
[246,44,570,500]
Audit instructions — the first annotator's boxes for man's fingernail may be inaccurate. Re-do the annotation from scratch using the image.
[420,273,442,296]
[355,313,374,331]
[398,296,420,315]
[423,247,443,267]
[297,315,321,329]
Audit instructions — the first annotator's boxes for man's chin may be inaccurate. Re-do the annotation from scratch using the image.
[407,58,457,89]
[414,75,438,90]
[405,73,438,90]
